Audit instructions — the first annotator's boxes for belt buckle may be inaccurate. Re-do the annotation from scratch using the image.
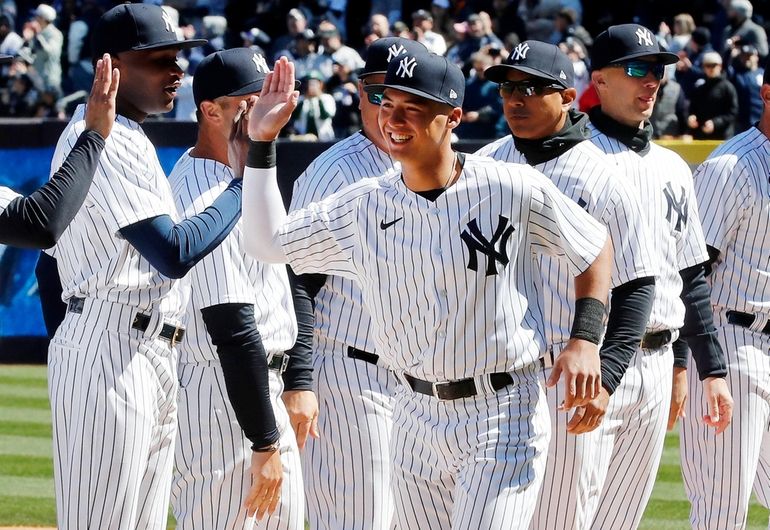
[170,326,183,347]
[432,381,450,401]
[280,354,290,373]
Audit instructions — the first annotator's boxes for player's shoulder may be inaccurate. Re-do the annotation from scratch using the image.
[304,131,389,176]
[474,135,513,159]
[700,127,767,176]
[462,152,546,192]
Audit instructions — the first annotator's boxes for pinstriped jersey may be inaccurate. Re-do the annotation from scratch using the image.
[46,104,188,317]
[693,126,770,315]
[169,151,297,363]
[279,153,608,380]
[588,125,709,332]
[475,137,655,346]
[0,186,19,213]
[289,131,396,355]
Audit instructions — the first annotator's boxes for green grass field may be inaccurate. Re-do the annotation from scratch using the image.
[1,364,767,529]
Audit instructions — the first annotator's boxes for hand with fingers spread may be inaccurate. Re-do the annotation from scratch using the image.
[282,390,320,450]
[244,448,283,520]
[667,366,688,430]
[228,96,256,178]
[248,57,300,142]
[547,338,601,410]
[85,53,120,139]
[701,377,733,434]
[567,386,610,434]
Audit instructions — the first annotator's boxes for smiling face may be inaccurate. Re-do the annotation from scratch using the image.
[114,47,184,122]
[500,69,574,139]
[592,56,662,128]
[377,88,459,163]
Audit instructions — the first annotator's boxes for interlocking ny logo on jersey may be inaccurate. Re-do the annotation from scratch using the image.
[161,9,174,32]
[252,53,269,73]
[460,216,515,276]
[387,44,407,62]
[396,56,417,78]
[511,42,530,61]
[636,27,654,47]
[663,182,688,232]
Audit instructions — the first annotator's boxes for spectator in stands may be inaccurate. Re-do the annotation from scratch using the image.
[271,8,307,61]
[457,51,501,139]
[728,44,764,132]
[550,7,592,49]
[291,71,336,141]
[288,29,332,81]
[447,14,502,71]
[412,9,446,55]
[489,0,526,43]
[677,26,714,98]
[369,14,391,39]
[327,58,360,137]
[21,4,62,97]
[560,37,590,99]
[658,13,695,55]
[0,66,36,116]
[0,14,22,58]
[723,0,768,58]
[66,0,101,94]
[392,21,412,39]
[651,64,688,138]
[318,21,365,74]
[687,51,739,139]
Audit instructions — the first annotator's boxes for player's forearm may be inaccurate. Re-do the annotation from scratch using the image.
[600,277,655,394]
[678,263,728,379]
[282,267,320,391]
[0,129,105,248]
[242,141,290,264]
[574,235,613,302]
[201,303,280,449]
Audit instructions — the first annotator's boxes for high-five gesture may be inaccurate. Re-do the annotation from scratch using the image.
[248,57,299,142]
[85,53,120,139]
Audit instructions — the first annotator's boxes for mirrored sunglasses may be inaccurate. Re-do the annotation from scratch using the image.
[367,91,383,105]
[498,80,563,97]
[613,61,665,80]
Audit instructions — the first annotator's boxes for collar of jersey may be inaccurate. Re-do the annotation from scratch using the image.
[512,108,588,166]
[588,106,653,156]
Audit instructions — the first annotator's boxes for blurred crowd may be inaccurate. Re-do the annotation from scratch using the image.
[0,0,769,141]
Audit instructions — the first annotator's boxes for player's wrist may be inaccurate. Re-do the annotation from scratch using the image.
[246,140,276,169]
[252,440,280,453]
[570,297,606,345]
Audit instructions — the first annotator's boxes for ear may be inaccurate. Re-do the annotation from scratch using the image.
[446,106,463,129]
[561,87,577,109]
[198,100,223,124]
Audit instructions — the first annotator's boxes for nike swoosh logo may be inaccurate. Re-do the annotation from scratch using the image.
[380,217,403,229]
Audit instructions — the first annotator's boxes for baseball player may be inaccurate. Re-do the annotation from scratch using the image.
[0,53,116,248]
[45,5,249,530]
[241,53,614,529]
[680,64,770,529]
[289,36,425,530]
[586,24,732,529]
[476,40,656,530]
[168,47,306,530]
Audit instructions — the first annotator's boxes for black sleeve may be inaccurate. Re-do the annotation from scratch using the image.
[200,303,279,450]
[704,245,720,277]
[34,252,66,338]
[677,263,728,380]
[0,129,105,248]
[282,268,326,390]
[599,277,656,395]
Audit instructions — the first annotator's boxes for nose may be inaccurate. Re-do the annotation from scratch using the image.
[502,91,525,107]
[386,105,407,126]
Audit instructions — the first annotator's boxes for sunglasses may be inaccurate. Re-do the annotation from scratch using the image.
[498,80,563,97]
[366,91,383,105]
[612,61,665,80]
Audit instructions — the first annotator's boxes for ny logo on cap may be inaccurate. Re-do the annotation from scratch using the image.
[252,53,269,74]
[511,42,530,61]
[636,27,654,47]
[396,56,417,78]
[161,9,174,33]
[387,44,407,62]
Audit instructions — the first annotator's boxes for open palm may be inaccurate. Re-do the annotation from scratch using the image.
[248,57,299,142]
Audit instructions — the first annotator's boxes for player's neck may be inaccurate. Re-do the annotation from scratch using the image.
[401,148,459,192]
[190,128,229,167]
[758,115,770,140]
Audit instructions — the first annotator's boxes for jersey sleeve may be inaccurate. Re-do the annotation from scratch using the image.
[693,153,751,254]
[526,169,608,275]
[0,186,20,213]
[291,161,351,211]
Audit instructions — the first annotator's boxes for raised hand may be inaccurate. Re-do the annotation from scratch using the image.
[248,57,300,142]
[227,96,256,178]
[85,53,120,140]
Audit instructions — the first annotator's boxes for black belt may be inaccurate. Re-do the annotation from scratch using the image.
[403,372,513,401]
[67,297,185,346]
[640,330,673,350]
[727,310,770,335]
[268,353,290,373]
[347,346,379,365]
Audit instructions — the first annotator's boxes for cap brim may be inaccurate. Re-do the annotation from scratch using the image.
[131,38,208,52]
[484,64,568,87]
[0,54,13,65]
[604,50,679,68]
[364,82,454,106]
[358,69,386,79]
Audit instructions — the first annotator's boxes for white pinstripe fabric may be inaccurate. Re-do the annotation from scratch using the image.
[681,126,770,528]
[0,186,19,212]
[289,133,398,530]
[168,151,301,529]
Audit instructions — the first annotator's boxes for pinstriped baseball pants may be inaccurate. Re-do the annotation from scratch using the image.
[48,298,180,530]
[681,311,770,530]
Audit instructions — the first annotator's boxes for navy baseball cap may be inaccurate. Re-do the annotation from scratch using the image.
[365,50,465,107]
[92,3,206,58]
[484,40,574,88]
[359,37,427,79]
[193,48,272,108]
[591,24,678,70]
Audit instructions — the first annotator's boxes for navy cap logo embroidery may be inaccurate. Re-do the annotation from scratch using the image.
[387,44,406,62]
[252,53,269,73]
[559,70,567,79]
[396,56,417,78]
[636,27,654,47]
[161,9,174,33]
[511,42,530,61]
[449,89,458,99]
